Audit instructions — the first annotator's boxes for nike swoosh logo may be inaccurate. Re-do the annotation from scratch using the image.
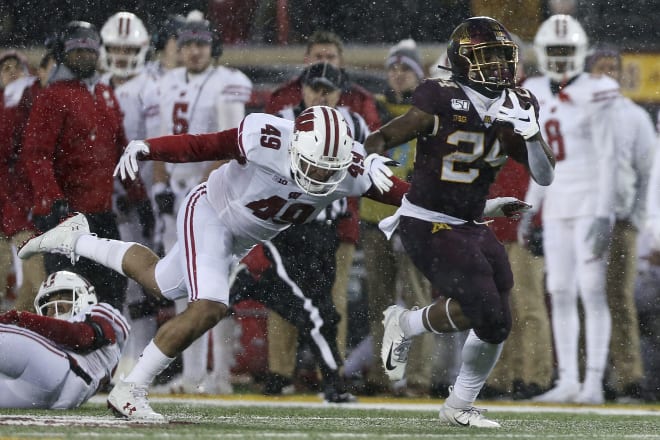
[454,417,469,427]
[385,343,397,370]
[518,116,531,122]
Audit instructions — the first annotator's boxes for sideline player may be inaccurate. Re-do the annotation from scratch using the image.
[365,17,555,428]
[0,271,129,408]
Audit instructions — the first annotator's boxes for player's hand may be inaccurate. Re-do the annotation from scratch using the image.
[495,90,539,140]
[114,140,150,181]
[365,153,399,194]
[483,197,532,218]
[585,217,612,259]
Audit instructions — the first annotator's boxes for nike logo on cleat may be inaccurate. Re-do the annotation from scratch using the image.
[385,343,396,370]
[518,116,530,122]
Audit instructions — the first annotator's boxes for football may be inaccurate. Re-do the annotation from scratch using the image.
[495,123,527,164]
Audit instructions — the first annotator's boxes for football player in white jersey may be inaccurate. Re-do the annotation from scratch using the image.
[99,11,158,380]
[0,271,129,408]
[145,11,253,396]
[521,15,620,404]
[19,105,404,420]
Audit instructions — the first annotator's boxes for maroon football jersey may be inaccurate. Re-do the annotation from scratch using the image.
[408,78,535,221]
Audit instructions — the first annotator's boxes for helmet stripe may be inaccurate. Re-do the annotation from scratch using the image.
[321,106,332,156]
[294,109,315,132]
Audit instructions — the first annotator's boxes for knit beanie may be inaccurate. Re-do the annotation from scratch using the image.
[385,39,424,79]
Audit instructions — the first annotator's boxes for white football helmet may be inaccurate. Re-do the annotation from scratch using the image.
[34,271,97,320]
[290,106,354,196]
[100,11,150,77]
[534,14,588,82]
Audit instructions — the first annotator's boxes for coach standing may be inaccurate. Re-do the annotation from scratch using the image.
[20,21,151,310]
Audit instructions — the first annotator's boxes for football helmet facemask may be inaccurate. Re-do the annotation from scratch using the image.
[100,12,150,78]
[34,271,97,320]
[534,14,588,82]
[447,16,518,91]
[290,106,354,196]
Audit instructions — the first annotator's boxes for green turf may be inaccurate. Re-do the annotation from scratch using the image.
[1,401,660,439]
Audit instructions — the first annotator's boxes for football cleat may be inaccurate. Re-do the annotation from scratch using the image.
[439,403,501,428]
[107,379,166,422]
[573,387,605,405]
[18,213,90,265]
[381,305,412,381]
[531,381,580,403]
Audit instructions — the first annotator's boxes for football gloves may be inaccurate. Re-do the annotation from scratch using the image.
[365,153,399,194]
[114,140,150,181]
[586,217,612,259]
[495,90,539,140]
[483,197,532,218]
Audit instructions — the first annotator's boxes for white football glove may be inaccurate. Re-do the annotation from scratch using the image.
[364,153,398,194]
[483,197,532,218]
[495,90,539,140]
[114,140,150,181]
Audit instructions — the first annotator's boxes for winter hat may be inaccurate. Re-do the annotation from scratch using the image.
[385,39,424,79]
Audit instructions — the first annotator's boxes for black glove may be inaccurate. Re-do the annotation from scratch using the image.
[85,315,113,350]
[154,187,176,215]
[136,199,155,239]
[33,199,70,232]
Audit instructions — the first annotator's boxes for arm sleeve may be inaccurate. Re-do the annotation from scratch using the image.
[592,103,618,218]
[364,176,410,205]
[1,311,116,351]
[145,128,242,162]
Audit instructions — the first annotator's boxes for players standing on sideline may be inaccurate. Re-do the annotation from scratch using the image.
[19,105,407,420]
[0,271,129,409]
[0,50,47,311]
[524,15,620,405]
[587,46,654,401]
[366,17,555,428]
[18,20,151,311]
[98,11,158,379]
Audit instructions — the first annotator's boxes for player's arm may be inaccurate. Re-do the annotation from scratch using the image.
[114,128,242,181]
[364,106,436,154]
[495,90,555,186]
[0,310,117,352]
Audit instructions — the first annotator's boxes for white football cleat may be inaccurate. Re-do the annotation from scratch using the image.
[18,213,90,264]
[107,379,166,422]
[532,381,580,403]
[381,305,412,381]
[439,403,501,428]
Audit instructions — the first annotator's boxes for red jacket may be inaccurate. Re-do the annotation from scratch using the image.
[265,77,382,132]
[487,160,530,243]
[0,80,41,235]
[21,78,141,215]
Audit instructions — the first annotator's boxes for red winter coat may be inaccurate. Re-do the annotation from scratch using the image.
[265,77,382,132]
[21,77,143,215]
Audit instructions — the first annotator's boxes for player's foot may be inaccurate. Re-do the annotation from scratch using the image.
[18,213,90,264]
[438,403,501,428]
[381,305,412,381]
[531,381,580,403]
[107,380,166,422]
[573,386,605,405]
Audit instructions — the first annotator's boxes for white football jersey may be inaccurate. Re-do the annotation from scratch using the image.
[205,112,373,247]
[102,72,153,142]
[154,65,253,193]
[524,73,620,219]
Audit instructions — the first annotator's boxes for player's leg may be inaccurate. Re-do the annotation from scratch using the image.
[0,326,71,408]
[574,216,611,404]
[109,185,231,420]
[533,218,580,403]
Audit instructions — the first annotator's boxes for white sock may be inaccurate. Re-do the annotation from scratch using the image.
[446,330,503,409]
[400,306,429,337]
[550,289,580,384]
[125,340,175,386]
[75,235,134,276]
[581,288,611,390]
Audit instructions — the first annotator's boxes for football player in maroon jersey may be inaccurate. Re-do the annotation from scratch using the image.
[366,16,555,428]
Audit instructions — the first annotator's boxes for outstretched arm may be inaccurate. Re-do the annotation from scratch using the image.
[364,106,436,154]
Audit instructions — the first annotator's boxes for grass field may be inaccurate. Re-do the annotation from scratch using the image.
[1,393,659,439]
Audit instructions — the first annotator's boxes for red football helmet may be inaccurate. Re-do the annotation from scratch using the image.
[447,16,518,91]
